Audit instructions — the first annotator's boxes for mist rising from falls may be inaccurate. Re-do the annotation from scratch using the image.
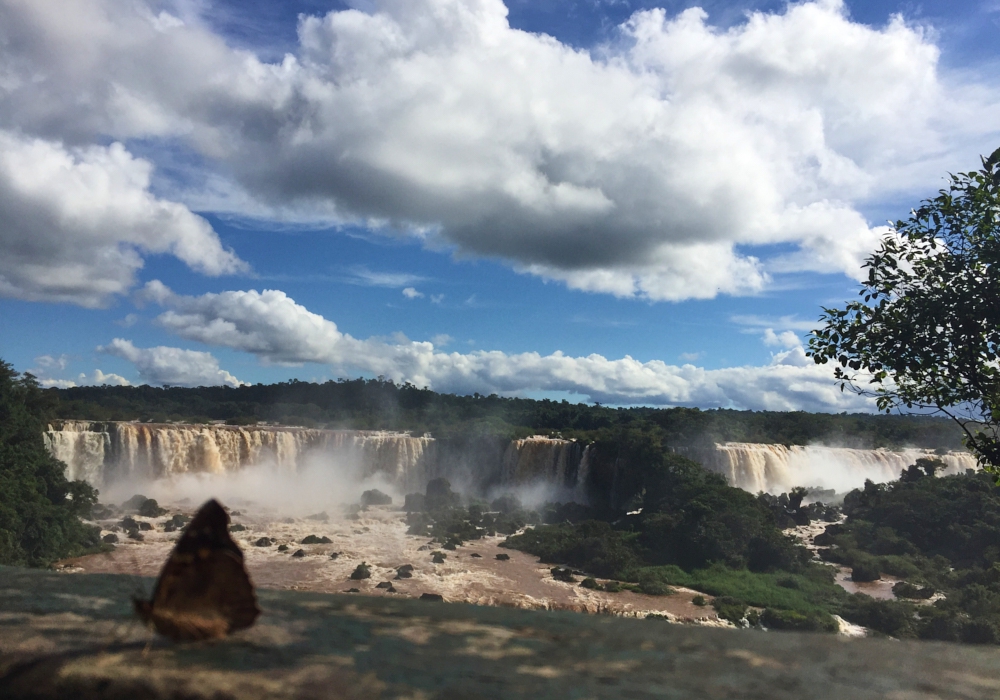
[44,421,435,492]
[45,422,594,495]
[45,423,980,504]
[692,443,979,494]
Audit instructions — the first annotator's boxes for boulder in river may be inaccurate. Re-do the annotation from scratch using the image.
[138,498,167,517]
[551,567,576,583]
[292,549,306,558]
[351,563,372,580]
[420,593,444,602]
[361,489,392,507]
[300,535,332,544]
[495,553,510,561]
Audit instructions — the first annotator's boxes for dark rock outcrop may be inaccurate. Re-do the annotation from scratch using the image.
[300,535,332,544]
[360,489,392,507]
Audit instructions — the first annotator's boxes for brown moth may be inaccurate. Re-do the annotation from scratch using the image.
[134,498,260,641]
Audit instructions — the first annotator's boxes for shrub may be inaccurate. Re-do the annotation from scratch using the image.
[580,577,599,589]
[712,596,748,624]
[961,619,1000,645]
[851,560,881,582]
[637,570,674,596]
[839,595,917,638]
[761,608,837,633]
[692,595,706,606]
[892,581,935,599]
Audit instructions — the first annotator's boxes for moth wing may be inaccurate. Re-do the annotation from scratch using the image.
[146,499,260,641]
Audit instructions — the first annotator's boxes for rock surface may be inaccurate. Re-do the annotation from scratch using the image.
[3,565,1000,699]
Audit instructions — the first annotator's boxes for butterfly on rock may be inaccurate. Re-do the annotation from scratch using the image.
[133,499,260,641]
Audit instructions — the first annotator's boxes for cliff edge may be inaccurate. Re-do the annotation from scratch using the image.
[1,565,999,699]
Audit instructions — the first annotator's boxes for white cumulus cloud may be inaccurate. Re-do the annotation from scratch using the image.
[1,0,997,300]
[137,280,872,411]
[762,328,801,349]
[37,368,132,388]
[402,287,424,299]
[0,131,247,307]
[99,338,245,387]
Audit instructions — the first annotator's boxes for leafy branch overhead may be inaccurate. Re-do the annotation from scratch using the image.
[809,147,1000,470]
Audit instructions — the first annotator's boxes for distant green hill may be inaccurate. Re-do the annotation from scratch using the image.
[52,379,964,450]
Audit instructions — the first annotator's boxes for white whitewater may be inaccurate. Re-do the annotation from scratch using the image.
[44,421,434,491]
[45,422,979,497]
[700,443,978,494]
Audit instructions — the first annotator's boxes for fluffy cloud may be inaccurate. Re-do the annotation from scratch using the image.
[138,281,870,411]
[762,329,801,349]
[2,0,996,300]
[99,338,245,387]
[85,369,132,386]
[402,287,424,299]
[0,131,247,307]
[37,368,131,388]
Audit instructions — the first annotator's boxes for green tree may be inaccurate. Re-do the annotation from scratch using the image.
[809,148,1000,471]
[0,360,100,565]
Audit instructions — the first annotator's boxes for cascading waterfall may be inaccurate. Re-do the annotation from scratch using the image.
[44,421,110,484]
[44,422,979,498]
[501,437,582,488]
[44,422,435,491]
[693,443,979,494]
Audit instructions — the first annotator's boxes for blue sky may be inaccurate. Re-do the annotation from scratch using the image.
[1,0,998,410]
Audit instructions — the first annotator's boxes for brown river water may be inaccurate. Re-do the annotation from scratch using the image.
[57,501,728,626]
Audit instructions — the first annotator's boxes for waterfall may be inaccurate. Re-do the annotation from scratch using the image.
[501,437,582,488]
[45,423,586,496]
[693,443,979,494]
[44,422,432,490]
[44,421,109,484]
[46,421,975,499]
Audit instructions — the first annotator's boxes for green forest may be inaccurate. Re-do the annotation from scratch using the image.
[401,447,1000,644]
[51,379,964,449]
[0,362,102,566]
[498,460,1000,642]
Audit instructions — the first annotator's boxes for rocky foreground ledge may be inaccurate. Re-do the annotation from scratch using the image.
[2,566,1000,699]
